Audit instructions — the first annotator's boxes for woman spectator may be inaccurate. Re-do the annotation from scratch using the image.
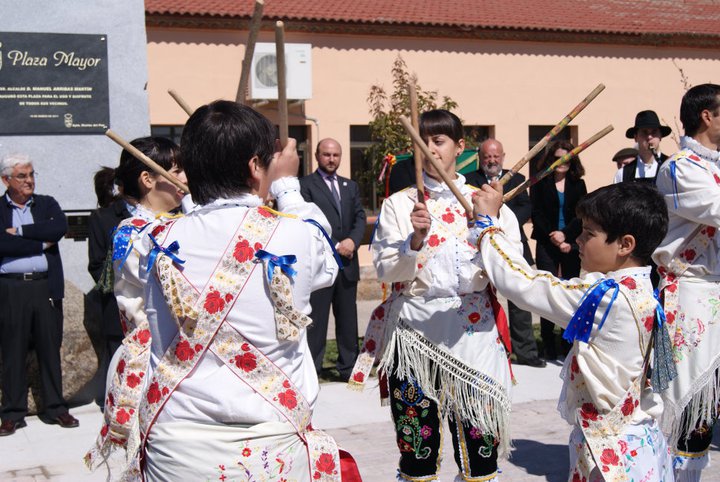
[530,140,587,361]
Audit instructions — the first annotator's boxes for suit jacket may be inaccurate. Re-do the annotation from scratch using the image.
[0,191,67,299]
[530,175,587,245]
[620,153,669,184]
[300,170,367,282]
[465,169,533,263]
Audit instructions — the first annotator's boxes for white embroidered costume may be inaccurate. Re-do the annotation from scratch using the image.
[653,136,720,473]
[473,223,673,481]
[356,174,519,461]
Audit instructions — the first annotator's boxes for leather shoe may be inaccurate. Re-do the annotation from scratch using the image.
[514,356,547,368]
[49,412,79,428]
[0,419,27,436]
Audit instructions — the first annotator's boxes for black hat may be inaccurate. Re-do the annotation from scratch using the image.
[612,147,638,162]
[625,110,672,139]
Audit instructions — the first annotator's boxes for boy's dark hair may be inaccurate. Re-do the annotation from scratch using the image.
[115,136,181,202]
[181,100,277,205]
[576,183,668,264]
[680,83,720,137]
[419,109,464,143]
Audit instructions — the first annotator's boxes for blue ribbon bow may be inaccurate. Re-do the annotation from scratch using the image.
[563,278,619,344]
[255,249,298,282]
[146,235,185,272]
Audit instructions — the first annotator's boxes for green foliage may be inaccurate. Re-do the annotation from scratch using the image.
[360,56,458,198]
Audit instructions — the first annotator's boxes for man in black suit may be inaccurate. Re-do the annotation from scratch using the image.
[613,110,671,184]
[466,139,545,368]
[300,139,367,381]
[0,154,77,436]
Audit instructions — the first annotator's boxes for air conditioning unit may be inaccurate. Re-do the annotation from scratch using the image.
[249,43,312,100]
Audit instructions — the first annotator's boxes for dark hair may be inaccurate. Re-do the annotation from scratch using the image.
[419,109,464,143]
[181,100,277,205]
[680,83,720,137]
[93,166,119,208]
[114,137,181,201]
[576,183,668,264]
[538,140,585,180]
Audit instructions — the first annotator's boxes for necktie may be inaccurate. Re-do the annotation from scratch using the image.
[329,176,342,224]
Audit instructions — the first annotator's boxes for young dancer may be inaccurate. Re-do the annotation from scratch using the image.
[354,109,521,481]
[470,182,674,481]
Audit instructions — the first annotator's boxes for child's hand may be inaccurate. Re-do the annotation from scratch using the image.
[472,182,503,219]
[410,202,430,250]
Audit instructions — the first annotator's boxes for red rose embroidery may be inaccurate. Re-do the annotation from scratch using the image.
[101,424,109,437]
[714,173,720,185]
[468,312,481,324]
[666,311,676,324]
[258,208,274,218]
[126,373,142,388]
[117,359,126,375]
[442,212,455,223]
[147,382,162,404]
[572,472,586,482]
[234,352,257,372]
[175,340,196,362]
[151,224,166,237]
[621,396,635,416]
[116,408,131,425]
[107,393,115,408]
[579,402,599,421]
[571,356,579,374]
[427,234,440,247]
[195,344,203,352]
[707,227,717,237]
[665,283,677,294]
[204,290,226,314]
[644,315,655,332]
[353,372,365,383]
[683,249,696,262]
[242,447,252,457]
[315,453,336,474]
[233,238,255,263]
[620,277,637,290]
[283,380,291,389]
[364,339,376,352]
[600,448,619,466]
[278,389,298,409]
[131,219,147,227]
[135,329,151,345]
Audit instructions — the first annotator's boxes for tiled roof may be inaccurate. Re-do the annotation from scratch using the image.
[145,0,720,37]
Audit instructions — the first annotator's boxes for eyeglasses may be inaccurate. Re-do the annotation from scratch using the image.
[8,171,37,181]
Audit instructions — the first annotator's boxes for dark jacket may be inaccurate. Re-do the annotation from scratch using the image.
[465,169,534,264]
[300,171,367,282]
[0,192,67,299]
[530,175,587,245]
[620,153,669,184]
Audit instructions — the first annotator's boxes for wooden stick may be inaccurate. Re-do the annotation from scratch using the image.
[236,0,265,104]
[106,129,189,193]
[503,125,614,202]
[499,83,606,186]
[399,116,473,218]
[408,77,424,203]
[167,89,194,116]
[275,21,289,147]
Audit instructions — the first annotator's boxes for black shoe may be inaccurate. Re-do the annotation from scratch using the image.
[0,419,27,436]
[48,412,79,428]
[515,356,547,368]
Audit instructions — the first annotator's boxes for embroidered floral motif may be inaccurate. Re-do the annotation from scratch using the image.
[393,378,434,460]
[233,236,256,263]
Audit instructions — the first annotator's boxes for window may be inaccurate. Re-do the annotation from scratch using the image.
[465,125,494,148]
[288,125,310,177]
[349,125,378,211]
[528,125,577,175]
[150,125,183,145]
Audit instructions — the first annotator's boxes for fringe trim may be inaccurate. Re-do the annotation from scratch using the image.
[662,353,720,447]
[380,321,512,458]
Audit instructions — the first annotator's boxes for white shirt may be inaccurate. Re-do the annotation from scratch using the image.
[613,155,658,184]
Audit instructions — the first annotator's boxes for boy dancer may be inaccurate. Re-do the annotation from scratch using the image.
[654,83,720,481]
[470,182,674,481]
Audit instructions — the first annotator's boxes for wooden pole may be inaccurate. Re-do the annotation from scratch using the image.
[275,21,289,147]
[503,125,614,202]
[499,83,606,186]
[236,0,265,104]
[399,116,473,218]
[106,129,189,193]
[408,77,424,203]
[167,89,194,116]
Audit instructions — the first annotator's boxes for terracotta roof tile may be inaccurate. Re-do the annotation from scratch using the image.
[145,0,720,36]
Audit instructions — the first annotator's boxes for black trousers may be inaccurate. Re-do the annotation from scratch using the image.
[306,274,359,379]
[0,277,66,421]
[676,369,719,459]
[508,300,539,361]
[388,368,499,479]
[535,241,580,358]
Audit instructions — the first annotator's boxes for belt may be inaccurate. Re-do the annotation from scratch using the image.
[0,272,48,281]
